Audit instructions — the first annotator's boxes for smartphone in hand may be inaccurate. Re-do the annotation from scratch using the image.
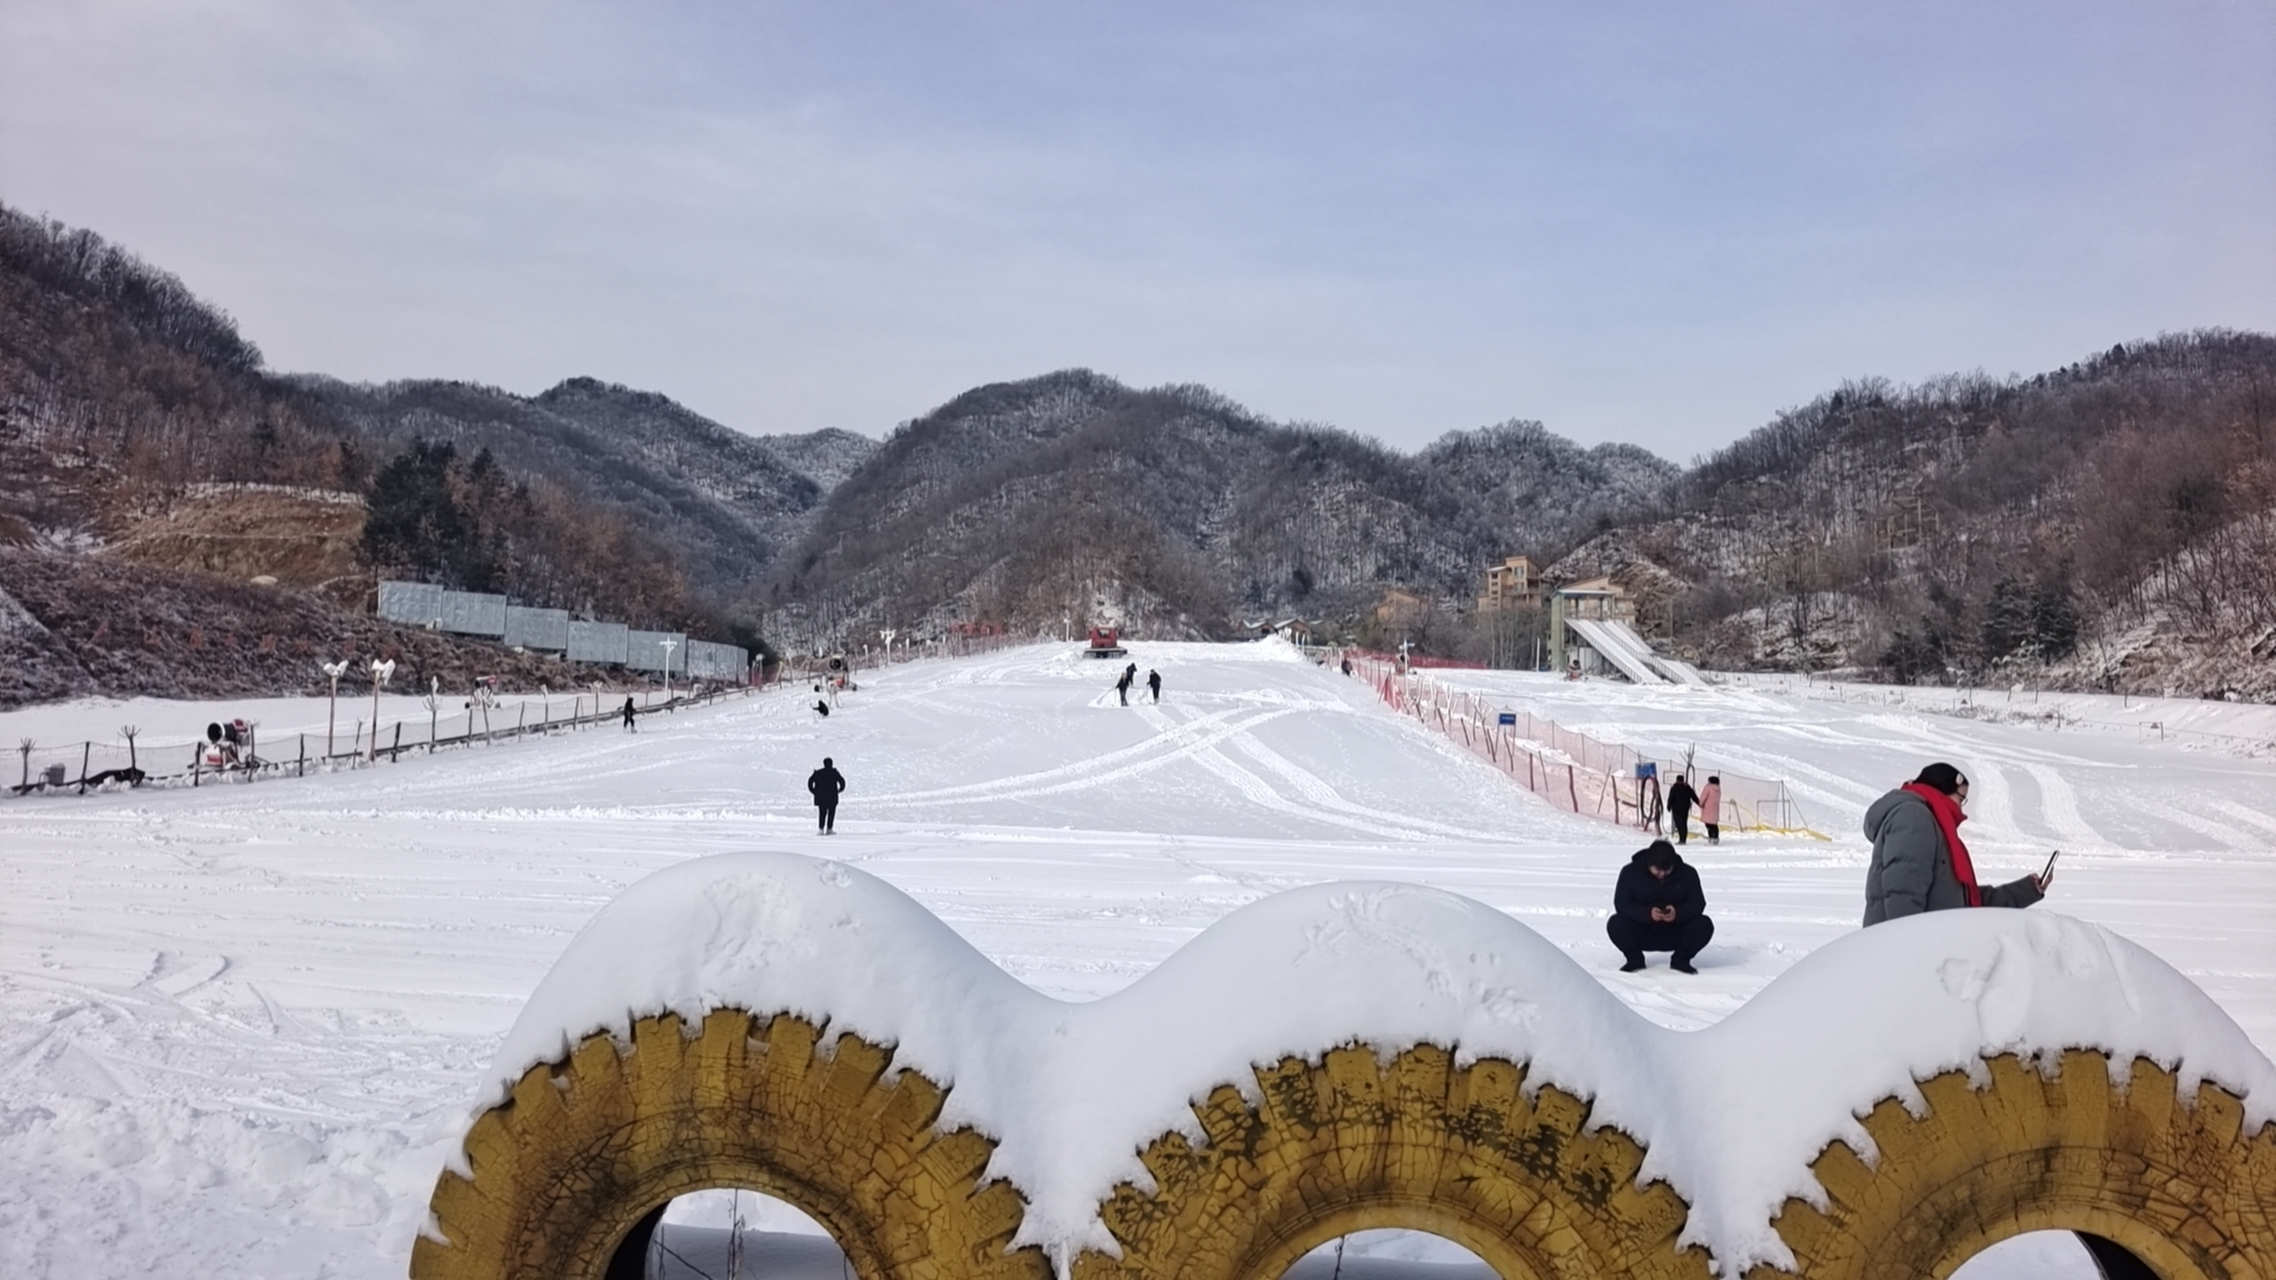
[2038,849,2061,890]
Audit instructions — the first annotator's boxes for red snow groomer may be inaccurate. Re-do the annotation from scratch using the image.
[1084,626,1127,659]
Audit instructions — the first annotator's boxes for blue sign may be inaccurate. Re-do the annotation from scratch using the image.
[1635,762,1659,780]
[1497,712,1516,726]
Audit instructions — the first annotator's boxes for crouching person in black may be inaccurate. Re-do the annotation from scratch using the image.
[1607,839,1713,974]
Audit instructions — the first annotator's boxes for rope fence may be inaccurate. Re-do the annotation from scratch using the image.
[6,631,1042,802]
[1341,652,1827,839]
[7,683,765,799]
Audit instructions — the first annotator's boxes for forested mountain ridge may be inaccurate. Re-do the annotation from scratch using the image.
[0,202,872,703]
[764,371,1672,647]
[1418,420,1680,554]
[287,374,878,598]
[1546,331,2276,697]
[7,198,2272,705]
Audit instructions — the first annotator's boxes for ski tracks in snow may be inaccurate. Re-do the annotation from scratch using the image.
[860,703,1297,807]
[1164,707,1508,844]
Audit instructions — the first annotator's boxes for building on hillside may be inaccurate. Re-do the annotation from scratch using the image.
[1371,587,1428,632]
[1547,576,1639,675]
[1476,556,1540,613]
[1270,618,1314,645]
[1554,576,1637,624]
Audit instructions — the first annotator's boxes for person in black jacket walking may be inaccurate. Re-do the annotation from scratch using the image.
[1607,840,1714,973]
[1665,775,1698,843]
[807,757,846,834]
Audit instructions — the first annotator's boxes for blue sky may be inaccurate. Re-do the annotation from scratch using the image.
[3,1,2271,460]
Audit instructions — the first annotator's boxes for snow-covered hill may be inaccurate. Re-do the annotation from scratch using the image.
[0,642,2269,1277]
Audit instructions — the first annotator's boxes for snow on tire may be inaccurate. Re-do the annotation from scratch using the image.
[1768,1050,2276,1280]
[411,1010,1048,1280]
[1075,1042,1709,1280]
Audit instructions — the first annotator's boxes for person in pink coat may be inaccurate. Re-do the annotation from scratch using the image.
[1699,776,1723,844]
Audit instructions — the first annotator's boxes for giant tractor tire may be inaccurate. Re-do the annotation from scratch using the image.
[1072,1042,1710,1280]
[411,1010,1050,1280]
[1757,1051,2276,1280]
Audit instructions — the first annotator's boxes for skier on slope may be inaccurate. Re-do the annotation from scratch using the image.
[1114,668,1134,706]
[1863,763,2050,924]
[620,696,638,732]
[1146,669,1162,703]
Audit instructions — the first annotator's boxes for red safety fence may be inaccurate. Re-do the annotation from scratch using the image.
[1340,652,1822,837]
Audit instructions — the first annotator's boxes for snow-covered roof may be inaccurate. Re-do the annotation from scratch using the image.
[478,852,2276,1277]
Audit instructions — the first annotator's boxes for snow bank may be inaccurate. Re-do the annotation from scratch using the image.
[477,853,2276,1277]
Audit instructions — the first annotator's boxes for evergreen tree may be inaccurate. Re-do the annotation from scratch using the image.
[1981,578,2031,660]
[360,439,467,580]
[2030,581,2081,660]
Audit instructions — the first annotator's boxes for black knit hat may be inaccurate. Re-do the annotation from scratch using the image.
[1912,762,1966,795]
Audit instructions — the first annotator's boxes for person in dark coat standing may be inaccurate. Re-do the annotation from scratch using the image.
[1607,840,1713,973]
[1665,775,1698,843]
[1146,669,1162,703]
[1863,763,2049,925]
[807,757,846,834]
[620,696,638,732]
[1114,668,1133,706]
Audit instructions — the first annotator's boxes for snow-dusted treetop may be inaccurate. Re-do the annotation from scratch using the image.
[478,852,2276,1277]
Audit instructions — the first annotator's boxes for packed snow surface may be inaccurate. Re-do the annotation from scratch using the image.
[3,639,2274,1278]
[495,852,2273,1275]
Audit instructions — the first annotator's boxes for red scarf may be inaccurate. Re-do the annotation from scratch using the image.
[1902,782,1980,907]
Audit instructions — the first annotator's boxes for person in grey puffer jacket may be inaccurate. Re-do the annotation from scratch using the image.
[1863,762,2050,925]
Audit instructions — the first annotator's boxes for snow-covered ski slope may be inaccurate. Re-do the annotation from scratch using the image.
[2,638,2272,1278]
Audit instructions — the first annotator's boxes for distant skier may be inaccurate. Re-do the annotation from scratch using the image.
[1114,668,1134,706]
[1339,657,1353,677]
[1146,669,1162,703]
[1666,775,1698,843]
[620,696,638,733]
[807,757,846,834]
[1863,763,2049,925]
[1699,776,1723,844]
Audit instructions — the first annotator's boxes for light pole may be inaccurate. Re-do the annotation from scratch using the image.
[659,639,678,700]
[368,658,396,762]
[321,660,349,755]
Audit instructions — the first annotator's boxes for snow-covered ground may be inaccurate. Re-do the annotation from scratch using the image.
[2,640,2270,1279]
